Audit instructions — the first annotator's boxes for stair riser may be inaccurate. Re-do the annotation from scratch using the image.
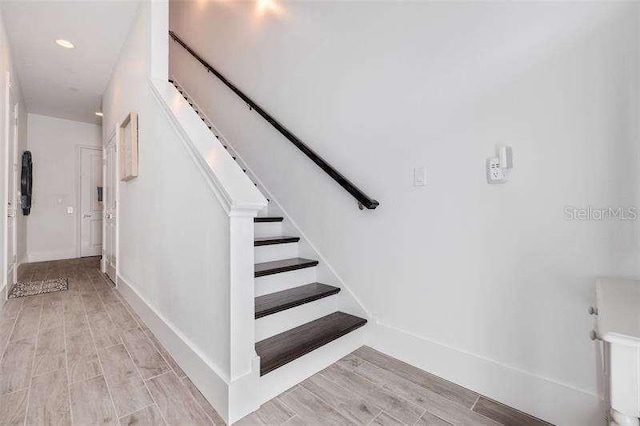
[254,267,317,297]
[255,211,271,218]
[255,296,338,341]
[254,222,283,238]
[254,243,299,264]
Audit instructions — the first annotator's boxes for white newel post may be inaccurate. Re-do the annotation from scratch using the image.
[229,209,259,381]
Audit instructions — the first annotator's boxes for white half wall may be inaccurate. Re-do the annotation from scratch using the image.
[103,0,232,387]
[170,2,640,424]
[102,2,266,421]
[26,113,101,262]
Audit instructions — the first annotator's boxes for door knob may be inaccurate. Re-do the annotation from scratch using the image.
[83,214,91,218]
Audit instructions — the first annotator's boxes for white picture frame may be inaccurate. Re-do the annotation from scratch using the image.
[119,111,138,181]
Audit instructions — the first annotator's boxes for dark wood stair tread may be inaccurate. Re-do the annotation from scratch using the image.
[254,236,300,246]
[255,258,318,277]
[255,283,340,319]
[254,217,283,223]
[256,312,367,375]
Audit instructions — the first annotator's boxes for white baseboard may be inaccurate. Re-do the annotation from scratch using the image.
[115,274,231,422]
[110,274,597,425]
[27,249,77,263]
[369,322,604,426]
[16,255,28,276]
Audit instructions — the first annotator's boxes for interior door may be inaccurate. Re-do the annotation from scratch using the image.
[5,87,17,288]
[104,139,117,282]
[80,147,103,257]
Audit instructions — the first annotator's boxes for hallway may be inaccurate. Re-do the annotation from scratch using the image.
[0,258,225,425]
[0,259,552,426]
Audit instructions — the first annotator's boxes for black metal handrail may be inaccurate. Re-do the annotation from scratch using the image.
[169,31,379,210]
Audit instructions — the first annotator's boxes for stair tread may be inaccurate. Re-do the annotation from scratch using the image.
[255,283,340,319]
[256,312,367,375]
[255,236,300,246]
[254,217,283,223]
[255,258,318,277]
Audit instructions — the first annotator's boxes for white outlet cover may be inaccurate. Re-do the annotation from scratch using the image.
[487,157,507,184]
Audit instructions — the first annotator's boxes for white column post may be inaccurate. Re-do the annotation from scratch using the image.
[229,209,258,380]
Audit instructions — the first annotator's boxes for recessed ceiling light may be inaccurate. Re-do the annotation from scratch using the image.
[55,39,75,49]
[95,112,103,117]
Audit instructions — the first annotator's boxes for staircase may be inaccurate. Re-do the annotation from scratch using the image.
[169,79,367,378]
[253,217,367,376]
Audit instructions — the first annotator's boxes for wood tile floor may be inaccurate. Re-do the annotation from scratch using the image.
[0,257,225,425]
[1,258,551,426]
[238,346,552,426]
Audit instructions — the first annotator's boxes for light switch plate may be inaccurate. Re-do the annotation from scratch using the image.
[67,206,74,214]
[414,166,426,186]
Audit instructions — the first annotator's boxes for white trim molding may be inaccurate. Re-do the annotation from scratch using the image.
[368,321,603,426]
[116,274,231,419]
[2,71,11,298]
[27,249,78,263]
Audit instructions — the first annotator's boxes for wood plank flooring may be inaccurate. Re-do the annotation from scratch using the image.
[2,258,552,426]
[239,349,553,426]
[0,257,225,426]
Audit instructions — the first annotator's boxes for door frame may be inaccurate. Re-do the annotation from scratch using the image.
[75,145,103,258]
[3,71,18,300]
[101,127,119,286]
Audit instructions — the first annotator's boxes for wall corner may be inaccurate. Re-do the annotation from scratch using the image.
[150,0,169,81]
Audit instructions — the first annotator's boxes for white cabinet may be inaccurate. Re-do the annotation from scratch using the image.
[596,278,640,425]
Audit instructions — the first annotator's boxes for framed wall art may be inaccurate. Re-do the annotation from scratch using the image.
[119,111,138,181]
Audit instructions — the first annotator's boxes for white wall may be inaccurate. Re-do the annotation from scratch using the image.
[0,6,28,286]
[102,3,252,417]
[26,114,101,262]
[170,2,640,424]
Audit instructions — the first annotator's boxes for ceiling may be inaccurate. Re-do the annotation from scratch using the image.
[1,1,141,124]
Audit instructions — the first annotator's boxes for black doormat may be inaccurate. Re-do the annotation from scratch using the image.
[8,278,68,299]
